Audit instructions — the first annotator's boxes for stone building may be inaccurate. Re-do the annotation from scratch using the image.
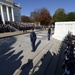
[0,0,21,24]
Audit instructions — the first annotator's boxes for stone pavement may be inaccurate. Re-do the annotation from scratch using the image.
[0,30,38,39]
[0,31,23,39]
[14,38,51,75]
[0,30,65,75]
[0,30,51,75]
[14,37,65,75]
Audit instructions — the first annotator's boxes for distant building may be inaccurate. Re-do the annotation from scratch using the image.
[0,0,21,24]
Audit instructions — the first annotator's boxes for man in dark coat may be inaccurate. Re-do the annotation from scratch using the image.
[30,28,37,51]
[48,26,51,40]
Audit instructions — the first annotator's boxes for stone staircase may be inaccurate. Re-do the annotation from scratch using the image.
[32,38,64,75]
[15,38,66,75]
[9,25,18,32]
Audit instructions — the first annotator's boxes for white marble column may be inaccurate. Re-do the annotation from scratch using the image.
[6,6,10,21]
[11,7,14,22]
[0,4,5,24]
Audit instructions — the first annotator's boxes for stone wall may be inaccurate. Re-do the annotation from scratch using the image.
[52,22,75,41]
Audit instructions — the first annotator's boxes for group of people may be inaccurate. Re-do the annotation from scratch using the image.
[61,33,75,75]
[0,24,11,33]
[30,26,51,52]
[0,21,36,33]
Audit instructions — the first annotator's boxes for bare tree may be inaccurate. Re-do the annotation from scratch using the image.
[30,8,52,26]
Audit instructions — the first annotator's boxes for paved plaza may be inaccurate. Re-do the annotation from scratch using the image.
[0,30,65,75]
[0,30,49,75]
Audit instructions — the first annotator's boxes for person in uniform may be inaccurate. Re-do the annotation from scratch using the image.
[48,26,51,40]
[30,27,37,51]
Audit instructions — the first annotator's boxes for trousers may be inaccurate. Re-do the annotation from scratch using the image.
[31,41,36,51]
[48,34,50,40]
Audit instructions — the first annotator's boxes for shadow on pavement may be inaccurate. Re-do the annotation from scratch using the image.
[0,37,16,51]
[35,40,41,51]
[0,37,24,75]
[20,59,33,75]
[17,39,66,75]
[33,40,66,75]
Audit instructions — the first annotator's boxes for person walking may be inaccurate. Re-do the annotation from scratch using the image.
[48,26,51,40]
[30,27,37,51]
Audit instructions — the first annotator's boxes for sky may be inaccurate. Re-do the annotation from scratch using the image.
[14,0,75,17]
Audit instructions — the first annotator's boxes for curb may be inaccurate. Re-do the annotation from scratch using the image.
[0,30,39,39]
[0,32,24,39]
